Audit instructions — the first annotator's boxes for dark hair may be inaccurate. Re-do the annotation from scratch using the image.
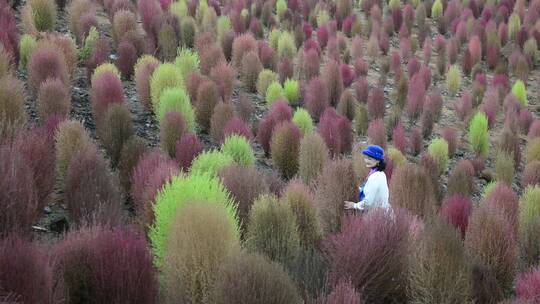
[375,159,386,172]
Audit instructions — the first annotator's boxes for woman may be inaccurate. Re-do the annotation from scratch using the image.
[344,145,390,212]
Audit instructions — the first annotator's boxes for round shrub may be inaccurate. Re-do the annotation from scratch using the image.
[224,116,253,142]
[283,78,301,105]
[175,133,204,170]
[266,81,285,106]
[298,132,329,186]
[355,103,368,136]
[257,69,279,96]
[26,0,57,32]
[323,60,344,106]
[19,34,36,68]
[240,50,262,93]
[91,63,121,84]
[162,202,240,303]
[0,75,26,137]
[523,160,540,187]
[515,267,540,302]
[232,33,257,69]
[318,107,353,156]
[210,101,235,144]
[441,195,472,237]
[134,55,160,109]
[292,108,314,135]
[282,181,320,248]
[367,119,387,149]
[53,226,158,303]
[511,80,528,106]
[494,151,514,186]
[221,135,256,167]
[55,120,92,180]
[305,76,330,121]
[156,87,195,131]
[337,89,358,121]
[446,65,461,95]
[526,138,540,164]
[160,111,186,158]
[447,160,475,197]
[209,62,236,102]
[99,104,134,167]
[271,121,302,179]
[469,112,489,157]
[196,79,219,132]
[408,218,471,303]
[277,31,296,60]
[390,163,437,218]
[212,251,302,304]
[150,173,239,268]
[246,194,300,265]
[27,44,69,92]
[190,150,234,177]
[90,71,125,124]
[427,138,449,175]
[482,183,519,235]
[175,47,200,81]
[519,186,540,266]
[465,205,517,293]
[150,63,183,112]
[116,40,138,78]
[118,136,147,192]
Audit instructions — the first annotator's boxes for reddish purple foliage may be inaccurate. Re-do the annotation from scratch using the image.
[317,26,329,49]
[116,40,138,78]
[223,117,254,142]
[0,235,52,303]
[480,96,499,128]
[236,93,254,122]
[303,22,313,39]
[455,92,473,121]
[85,37,111,79]
[524,161,540,188]
[91,72,125,123]
[516,268,540,302]
[0,145,38,237]
[409,127,422,156]
[305,77,330,121]
[340,64,355,88]
[303,38,321,55]
[392,122,407,154]
[0,0,19,64]
[278,57,294,83]
[420,65,432,91]
[441,195,472,237]
[423,39,432,64]
[257,101,293,155]
[304,48,320,80]
[469,36,482,65]
[316,280,363,304]
[486,43,500,69]
[175,133,204,171]
[322,210,409,303]
[406,74,425,120]
[323,60,344,107]
[520,109,534,135]
[317,107,353,156]
[354,58,369,77]
[447,38,458,64]
[378,33,390,55]
[391,51,401,75]
[28,47,69,92]
[529,120,540,139]
[161,111,186,157]
[441,127,459,156]
[355,77,369,103]
[407,57,420,78]
[54,226,158,303]
[483,183,519,231]
[368,87,385,119]
[367,119,387,149]
[138,0,162,34]
[210,62,236,102]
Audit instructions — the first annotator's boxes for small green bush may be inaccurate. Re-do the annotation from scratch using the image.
[156,87,196,131]
[150,63,184,112]
[283,79,301,105]
[55,120,93,180]
[266,81,285,106]
[150,173,239,269]
[292,108,314,135]
[271,122,302,179]
[19,34,36,68]
[468,112,489,157]
[509,13,521,41]
[277,31,296,60]
[519,186,540,266]
[246,194,300,265]
[386,146,407,167]
[181,17,196,48]
[316,9,330,27]
[79,26,98,61]
[511,80,527,106]
[175,48,200,82]
[431,0,443,19]
[298,132,328,185]
[282,182,320,248]
[446,65,461,96]
[494,151,514,186]
[216,16,232,42]
[221,135,256,166]
[525,138,540,164]
[170,0,188,19]
[355,103,369,136]
[91,63,121,84]
[27,0,57,32]
[257,69,279,96]
[268,29,281,50]
[428,138,449,175]
[190,150,234,177]
[276,0,287,20]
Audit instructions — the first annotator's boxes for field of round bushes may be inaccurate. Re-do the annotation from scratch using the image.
[2,0,540,302]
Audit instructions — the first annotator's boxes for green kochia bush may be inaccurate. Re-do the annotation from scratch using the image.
[292,108,314,135]
[519,186,540,266]
[150,173,239,269]
[175,48,200,82]
[428,138,449,175]
[156,87,195,131]
[150,63,184,112]
[283,79,301,105]
[257,69,279,96]
[511,80,527,106]
[26,0,57,32]
[469,112,489,157]
[190,150,234,177]
[266,81,285,106]
[221,135,256,166]
[19,34,37,68]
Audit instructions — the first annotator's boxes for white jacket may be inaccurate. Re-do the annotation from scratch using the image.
[353,171,390,211]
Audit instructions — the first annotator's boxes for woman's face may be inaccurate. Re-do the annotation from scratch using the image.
[364,156,379,168]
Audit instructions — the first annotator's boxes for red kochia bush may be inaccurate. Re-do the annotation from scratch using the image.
[441,195,472,237]
[516,267,540,302]
[305,76,330,121]
[482,183,519,232]
[323,210,409,303]
[355,77,369,104]
[223,117,254,142]
[409,127,422,156]
[392,122,407,154]
[257,101,293,155]
[37,77,71,121]
[368,87,385,119]
[303,48,320,80]
[116,40,138,78]
[175,133,204,170]
[316,280,363,304]
[64,146,124,227]
[523,161,540,188]
[367,119,387,149]
[323,60,344,107]
[28,46,69,92]
[0,145,38,237]
[317,107,352,157]
[53,225,158,303]
[340,64,355,88]
[210,62,236,102]
[91,72,125,123]
[406,74,425,120]
[0,235,52,304]
[232,33,258,69]
[441,127,459,156]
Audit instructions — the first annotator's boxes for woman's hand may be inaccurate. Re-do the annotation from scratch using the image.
[344,201,355,209]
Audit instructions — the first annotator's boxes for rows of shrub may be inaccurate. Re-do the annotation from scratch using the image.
[3,0,540,302]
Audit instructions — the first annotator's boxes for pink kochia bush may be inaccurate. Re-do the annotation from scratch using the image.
[91,71,125,123]
[316,280,363,304]
[28,45,69,91]
[223,117,254,142]
[515,267,540,302]
[53,225,158,303]
[175,133,204,170]
[257,101,293,155]
[368,87,385,119]
[482,183,519,232]
[367,119,387,149]
[441,195,472,237]
[305,76,330,121]
[323,210,409,303]
[317,107,352,157]
[406,74,425,120]
[0,235,52,304]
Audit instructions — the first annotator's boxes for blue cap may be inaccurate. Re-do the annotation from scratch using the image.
[362,145,384,161]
